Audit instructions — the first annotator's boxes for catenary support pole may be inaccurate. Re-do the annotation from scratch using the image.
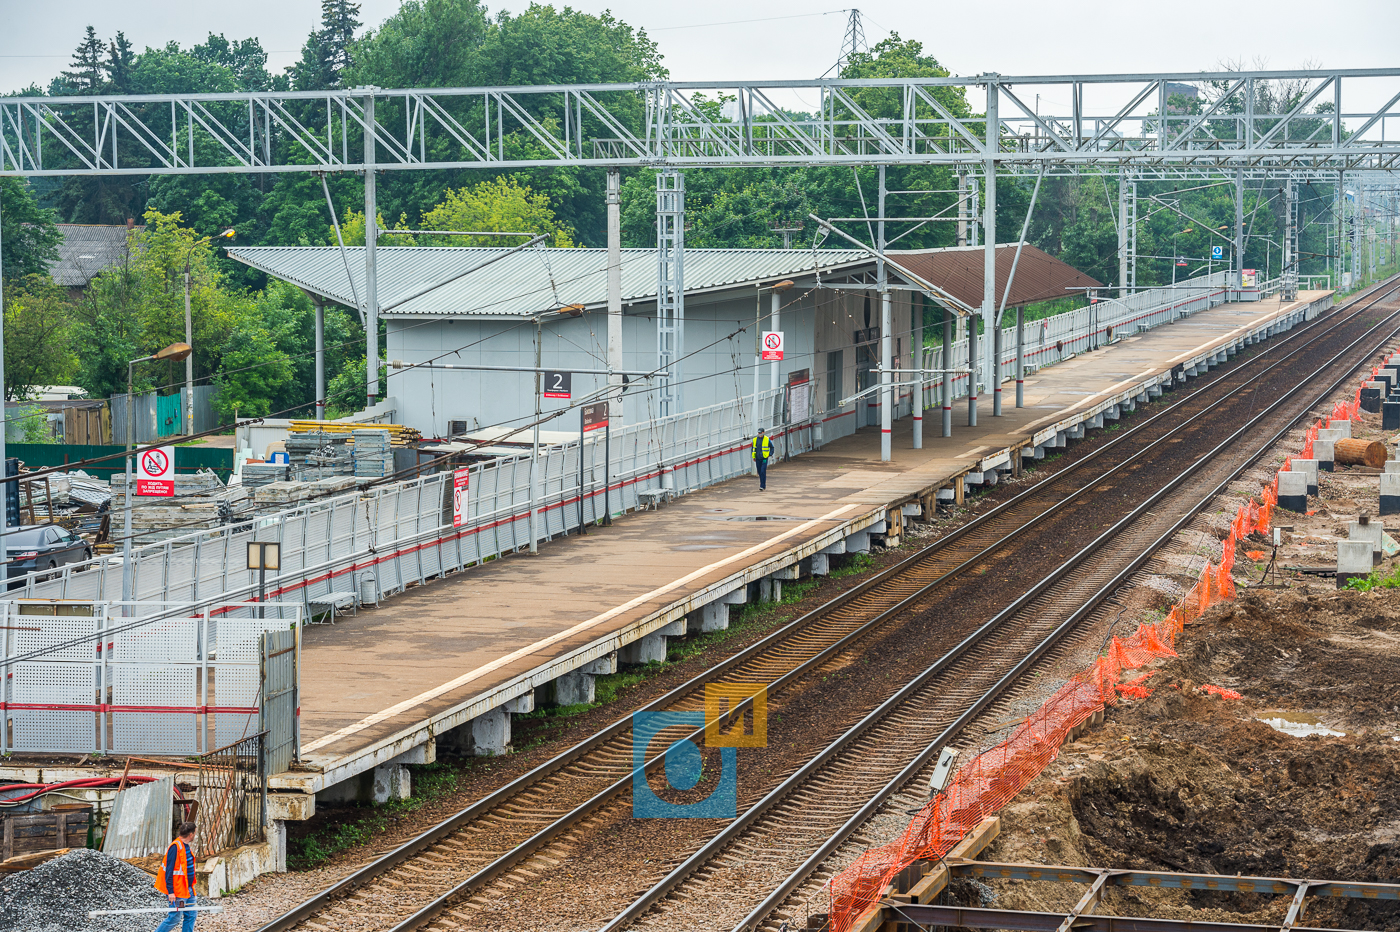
[941,307,952,437]
[183,269,194,434]
[981,78,1000,419]
[1118,171,1129,300]
[606,169,623,424]
[912,295,923,449]
[992,315,1002,416]
[314,297,325,421]
[967,312,978,426]
[1235,168,1245,295]
[878,166,891,462]
[363,89,379,409]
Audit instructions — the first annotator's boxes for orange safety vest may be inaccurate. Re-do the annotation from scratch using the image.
[155,839,196,899]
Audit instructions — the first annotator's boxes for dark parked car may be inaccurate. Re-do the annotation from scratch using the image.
[5,523,93,587]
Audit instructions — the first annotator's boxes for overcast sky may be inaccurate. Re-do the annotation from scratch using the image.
[2,0,1397,101]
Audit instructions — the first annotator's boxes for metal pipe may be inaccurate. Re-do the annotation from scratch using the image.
[388,361,661,376]
[184,266,194,435]
[982,83,999,418]
[364,91,379,407]
[878,166,892,462]
[1016,305,1025,408]
[606,169,623,425]
[314,298,325,421]
[913,295,924,449]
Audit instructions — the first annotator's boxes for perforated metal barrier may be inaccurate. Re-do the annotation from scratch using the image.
[0,601,299,759]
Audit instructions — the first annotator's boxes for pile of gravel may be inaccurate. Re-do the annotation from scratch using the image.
[0,848,169,932]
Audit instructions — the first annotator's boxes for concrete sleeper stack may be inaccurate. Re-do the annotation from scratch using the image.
[353,429,393,478]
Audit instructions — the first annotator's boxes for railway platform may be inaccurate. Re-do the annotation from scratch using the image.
[277,289,1334,800]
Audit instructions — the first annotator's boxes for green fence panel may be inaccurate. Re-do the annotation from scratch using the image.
[6,443,234,482]
[156,393,183,437]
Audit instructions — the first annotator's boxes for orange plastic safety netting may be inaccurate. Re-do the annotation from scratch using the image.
[825,369,1380,932]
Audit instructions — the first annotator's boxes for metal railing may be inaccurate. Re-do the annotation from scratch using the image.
[197,732,267,857]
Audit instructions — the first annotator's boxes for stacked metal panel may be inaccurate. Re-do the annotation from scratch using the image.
[288,430,353,480]
[352,429,393,478]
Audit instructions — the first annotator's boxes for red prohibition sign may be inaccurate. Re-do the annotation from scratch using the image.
[763,333,782,349]
[141,449,169,476]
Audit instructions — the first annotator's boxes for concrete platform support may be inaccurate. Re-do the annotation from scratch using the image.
[1314,440,1335,472]
[845,530,871,553]
[439,706,512,757]
[373,763,410,802]
[1381,473,1400,516]
[1103,404,1120,420]
[1067,424,1084,439]
[1338,540,1375,588]
[1277,471,1308,513]
[1291,459,1319,495]
[622,618,685,664]
[809,553,830,576]
[554,669,596,705]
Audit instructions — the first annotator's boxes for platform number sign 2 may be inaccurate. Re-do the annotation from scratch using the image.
[453,468,470,527]
[1212,245,1224,260]
[543,370,572,399]
[136,445,175,497]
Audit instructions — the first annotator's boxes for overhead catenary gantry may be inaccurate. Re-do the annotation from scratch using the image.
[4,67,1400,457]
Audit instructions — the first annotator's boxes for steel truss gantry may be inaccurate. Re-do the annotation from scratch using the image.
[4,69,1400,176]
[5,69,1400,450]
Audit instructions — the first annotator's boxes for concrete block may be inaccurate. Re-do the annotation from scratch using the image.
[845,530,870,553]
[1330,420,1352,438]
[373,763,411,802]
[620,631,668,664]
[1148,385,1162,398]
[1382,474,1400,516]
[266,793,315,822]
[964,472,984,486]
[1122,397,1137,412]
[1103,405,1121,420]
[1314,439,1335,472]
[268,820,288,873]
[868,519,888,534]
[1349,518,1384,564]
[387,742,436,765]
[656,618,688,637]
[810,552,831,576]
[688,601,730,633]
[1338,540,1376,588]
[982,470,999,486]
[1277,471,1308,513]
[581,651,617,675]
[1291,459,1319,495]
[439,706,512,757]
[935,487,955,501]
[1386,460,1400,474]
[758,577,774,602]
[1067,424,1085,439]
[1088,414,1103,429]
[773,563,801,580]
[504,690,535,714]
[721,586,750,604]
[1384,400,1400,431]
[1361,384,1384,413]
[1317,428,1346,444]
[554,669,595,705]
[902,502,922,517]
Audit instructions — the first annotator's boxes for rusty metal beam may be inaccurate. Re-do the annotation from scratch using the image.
[885,902,1370,932]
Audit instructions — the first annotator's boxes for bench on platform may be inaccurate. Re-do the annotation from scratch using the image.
[308,591,358,623]
[638,488,672,510]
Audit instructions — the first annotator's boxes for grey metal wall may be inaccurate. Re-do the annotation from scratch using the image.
[111,386,218,444]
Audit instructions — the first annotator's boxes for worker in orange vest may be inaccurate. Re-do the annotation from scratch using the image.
[154,822,198,932]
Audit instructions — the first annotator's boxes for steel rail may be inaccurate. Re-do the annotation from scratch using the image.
[715,291,1400,932]
[260,281,1392,932]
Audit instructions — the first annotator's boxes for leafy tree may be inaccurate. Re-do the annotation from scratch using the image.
[0,178,62,278]
[2,276,76,401]
[419,176,575,246]
[71,260,145,398]
[106,32,136,93]
[211,306,296,418]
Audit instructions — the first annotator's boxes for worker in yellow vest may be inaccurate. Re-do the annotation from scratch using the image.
[154,822,198,932]
[752,428,772,491]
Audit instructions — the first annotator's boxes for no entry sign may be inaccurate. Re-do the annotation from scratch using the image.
[137,445,175,497]
[761,331,785,361]
[453,468,470,527]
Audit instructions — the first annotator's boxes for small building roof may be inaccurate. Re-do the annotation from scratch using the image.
[51,224,140,287]
[890,243,1104,309]
[227,245,871,319]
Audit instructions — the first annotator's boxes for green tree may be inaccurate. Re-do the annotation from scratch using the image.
[3,276,76,401]
[211,307,296,418]
[0,178,62,278]
[292,0,364,90]
[106,32,136,92]
[58,26,107,93]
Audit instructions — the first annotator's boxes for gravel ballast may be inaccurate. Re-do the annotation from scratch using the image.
[0,848,169,932]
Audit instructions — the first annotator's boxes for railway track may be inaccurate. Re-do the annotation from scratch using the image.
[262,280,1399,932]
[608,286,1400,932]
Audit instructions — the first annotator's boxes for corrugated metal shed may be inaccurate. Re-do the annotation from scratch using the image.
[227,245,871,319]
[891,243,1104,309]
[52,224,140,287]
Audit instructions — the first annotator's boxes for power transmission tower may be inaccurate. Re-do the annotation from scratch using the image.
[822,9,867,77]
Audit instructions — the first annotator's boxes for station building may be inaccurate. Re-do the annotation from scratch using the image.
[230,243,1099,441]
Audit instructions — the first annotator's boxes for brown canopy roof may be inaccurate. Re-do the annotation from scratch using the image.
[890,244,1103,311]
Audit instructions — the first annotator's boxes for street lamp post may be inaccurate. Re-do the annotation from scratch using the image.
[182,229,235,435]
[122,342,193,604]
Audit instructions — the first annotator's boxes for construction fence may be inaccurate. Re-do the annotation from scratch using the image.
[825,353,1362,932]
